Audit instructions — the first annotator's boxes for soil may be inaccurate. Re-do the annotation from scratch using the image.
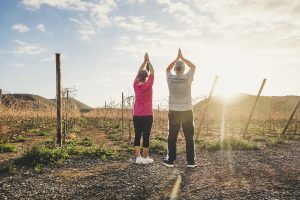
[0,133,299,200]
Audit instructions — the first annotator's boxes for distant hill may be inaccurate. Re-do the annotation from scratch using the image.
[194,93,300,120]
[49,98,92,112]
[1,93,92,112]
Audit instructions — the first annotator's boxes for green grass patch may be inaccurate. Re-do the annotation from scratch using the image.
[150,139,167,154]
[4,142,119,172]
[154,134,167,142]
[14,145,69,166]
[36,131,50,136]
[69,127,81,133]
[12,135,27,142]
[27,128,41,134]
[197,136,259,151]
[107,131,122,141]
[0,143,18,153]
[266,137,286,147]
[79,137,93,147]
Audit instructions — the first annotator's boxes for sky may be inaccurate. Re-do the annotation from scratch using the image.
[0,0,299,108]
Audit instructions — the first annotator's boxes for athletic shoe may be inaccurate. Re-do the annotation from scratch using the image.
[141,157,154,164]
[135,156,142,164]
[163,159,174,167]
[187,162,198,168]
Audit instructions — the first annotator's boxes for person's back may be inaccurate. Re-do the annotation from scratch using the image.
[167,69,194,111]
[163,49,197,168]
[133,73,154,116]
[132,53,155,165]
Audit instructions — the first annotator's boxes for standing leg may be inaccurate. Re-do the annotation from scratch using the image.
[182,111,195,164]
[142,116,153,158]
[133,116,143,157]
[167,111,181,162]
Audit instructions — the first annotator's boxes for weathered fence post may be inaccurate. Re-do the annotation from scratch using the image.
[195,76,218,141]
[56,53,62,146]
[128,120,131,143]
[104,101,107,121]
[63,89,69,144]
[0,89,2,107]
[281,98,300,136]
[243,79,266,139]
[121,92,124,138]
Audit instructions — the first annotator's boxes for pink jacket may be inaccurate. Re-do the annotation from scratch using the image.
[133,74,154,116]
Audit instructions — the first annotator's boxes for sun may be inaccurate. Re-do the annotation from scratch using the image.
[215,84,241,103]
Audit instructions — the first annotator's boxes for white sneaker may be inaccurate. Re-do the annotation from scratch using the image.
[187,162,198,168]
[135,157,142,164]
[141,157,154,164]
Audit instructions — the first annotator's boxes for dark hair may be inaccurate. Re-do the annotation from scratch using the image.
[137,69,149,82]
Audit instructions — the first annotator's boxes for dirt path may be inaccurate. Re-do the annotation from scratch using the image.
[0,140,299,199]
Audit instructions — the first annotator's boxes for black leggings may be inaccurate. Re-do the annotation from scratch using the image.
[133,115,153,148]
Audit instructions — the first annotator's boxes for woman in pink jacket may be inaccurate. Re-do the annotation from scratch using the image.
[133,53,154,164]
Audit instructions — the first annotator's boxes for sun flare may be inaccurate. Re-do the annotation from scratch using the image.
[215,84,241,103]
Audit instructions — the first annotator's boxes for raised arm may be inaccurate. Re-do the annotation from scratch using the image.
[166,50,181,72]
[181,50,196,71]
[136,53,148,78]
[145,53,154,75]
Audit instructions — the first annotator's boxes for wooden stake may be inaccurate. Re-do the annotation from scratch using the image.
[281,98,300,135]
[243,79,266,139]
[195,76,218,141]
[128,121,131,142]
[63,89,69,144]
[121,92,124,138]
[56,53,62,146]
[0,89,2,107]
[104,101,107,121]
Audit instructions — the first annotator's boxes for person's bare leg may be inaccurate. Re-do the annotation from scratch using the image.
[142,147,149,157]
[135,146,141,157]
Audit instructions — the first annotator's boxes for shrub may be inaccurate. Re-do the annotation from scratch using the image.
[79,137,93,147]
[15,145,69,167]
[266,137,286,147]
[36,131,49,136]
[83,144,117,160]
[197,136,259,151]
[7,142,119,171]
[13,135,27,142]
[27,128,41,134]
[150,139,167,154]
[154,134,167,142]
[34,163,42,173]
[0,143,17,153]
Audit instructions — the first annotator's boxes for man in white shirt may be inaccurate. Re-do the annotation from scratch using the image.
[163,49,197,168]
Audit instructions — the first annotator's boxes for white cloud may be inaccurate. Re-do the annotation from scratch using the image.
[36,24,53,35]
[114,16,162,33]
[124,0,145,5]
[12,23,30,32]
[36,24,45,32]
[22,0,117,41]
[21,0,91,11]
[13,40,46,55]
[69,18,96,41]
[90,0,117,27]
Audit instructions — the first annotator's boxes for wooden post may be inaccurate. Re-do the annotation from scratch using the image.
[56,53,62,146]
[281,98,300,135]
[63,89,69,144]
[121,92,124,138]
[158,104,160,111]
[243,79,266,139]
[128,121,131,142]
[0,89,2,107]
[104,101,107,121]
[195,76,218,141]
